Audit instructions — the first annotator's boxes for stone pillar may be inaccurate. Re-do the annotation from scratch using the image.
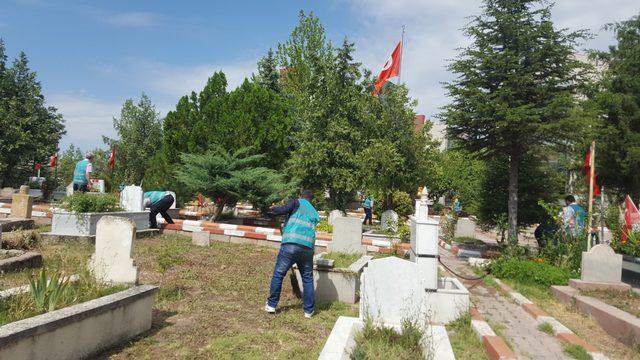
[410,187,439,291]
[10,185,33,219]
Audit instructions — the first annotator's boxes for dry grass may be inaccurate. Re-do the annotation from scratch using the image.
[96,233,358,359]
[581,289,640,318]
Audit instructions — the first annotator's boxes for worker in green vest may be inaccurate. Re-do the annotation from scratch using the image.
[265,190,319,318]
[72,152,94,193]
[143,191,175,229]
[563,195,586,236]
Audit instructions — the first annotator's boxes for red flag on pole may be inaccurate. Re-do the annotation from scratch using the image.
[373,41,402,96]
[622,195,640,243]
[583,148,601,197]
[49,153,58,168]
[34,163,42,171]
[108,147,116,170]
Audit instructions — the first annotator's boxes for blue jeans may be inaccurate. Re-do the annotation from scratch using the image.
[267,243,315,314]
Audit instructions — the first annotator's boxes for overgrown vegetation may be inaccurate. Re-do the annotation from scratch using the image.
[316,219,333,233]
[321,252,362,269]
[563,343,593,360]
[61,193,122,213]
[446,312,489,360]
[488,257,574,287]
[350,319,425,360]
[537,322,554,335]
[1,229,40,249]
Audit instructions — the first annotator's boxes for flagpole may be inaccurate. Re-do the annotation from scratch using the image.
[587,140,595,250]
[398,25,405,85]
[600,185,605,244]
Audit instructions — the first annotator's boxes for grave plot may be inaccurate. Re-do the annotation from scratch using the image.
[0,228,42,273]
[0,216,158,359]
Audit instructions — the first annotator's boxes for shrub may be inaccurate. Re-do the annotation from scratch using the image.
[397,222,410,243]
[316,219,333,233]
[431,202,444,215]
[373,191,415,220]
[439,208,457,244]
[61,193,122,213]
[29,268,70,312]
[489,258,574,287]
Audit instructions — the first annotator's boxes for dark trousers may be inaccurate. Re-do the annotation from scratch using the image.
[267,243,315,314]
[150,194,175,228]
[363,207,373,225]
[73,183,88,193]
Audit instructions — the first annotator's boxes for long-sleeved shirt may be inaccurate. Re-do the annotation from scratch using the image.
[270,199,300,224]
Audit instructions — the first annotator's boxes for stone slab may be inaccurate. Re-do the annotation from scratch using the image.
[581,244,622,284]
[0,251,42,272]
[89,216,137,284]
[0,218,35,232]
[330,217,365,254]
[457,249,482,258]
[454,217,476,238]
[119,185,144,212]
[328,210,344,225]
[569,278,631,292]
[191,231,210,246]
[10,192,32,219]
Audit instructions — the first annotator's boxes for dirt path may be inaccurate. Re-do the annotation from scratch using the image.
[439,248,571,360]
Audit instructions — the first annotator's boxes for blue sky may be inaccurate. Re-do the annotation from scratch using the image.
[2,0,638,151]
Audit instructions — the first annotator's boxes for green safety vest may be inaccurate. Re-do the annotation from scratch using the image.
[73,159,90,185]
[569,203,586,235]
[144,191,167,206]
[282,199,319,249]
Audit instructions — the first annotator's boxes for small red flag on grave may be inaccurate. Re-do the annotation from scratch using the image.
[49,153,57,168]
[108,147,116,170]
[373,41,402,96]
[34,163,42,171]
[622,195,640,243]
[582,148,600,197]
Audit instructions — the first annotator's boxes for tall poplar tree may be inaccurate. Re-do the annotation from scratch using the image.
[442,0,588,241]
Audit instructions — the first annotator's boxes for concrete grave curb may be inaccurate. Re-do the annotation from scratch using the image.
[469,307,516,360]
[493,278,607,359]
[0,250,42,272]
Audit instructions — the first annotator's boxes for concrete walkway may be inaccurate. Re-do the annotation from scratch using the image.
[439,248,570,360]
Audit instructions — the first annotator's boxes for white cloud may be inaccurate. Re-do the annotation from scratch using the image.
[47,93,120,151]
[102,12,160,27]
[344,0,638,119]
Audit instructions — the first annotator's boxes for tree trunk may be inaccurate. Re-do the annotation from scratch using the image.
[507,155,519,245]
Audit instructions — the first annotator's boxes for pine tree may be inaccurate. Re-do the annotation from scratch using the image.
[442,0,588,241]
[256,48,280,92]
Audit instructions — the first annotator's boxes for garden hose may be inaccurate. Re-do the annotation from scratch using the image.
[437,256,487,281]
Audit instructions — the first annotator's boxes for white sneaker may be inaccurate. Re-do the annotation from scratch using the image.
[265,303,276,313]
[304,311,314,318]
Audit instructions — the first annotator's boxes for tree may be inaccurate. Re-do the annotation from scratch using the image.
[256,48,280,93]
[433,150,486,215]
[103,93,163,186]
[442,0,588,241]
[591,14,640,199]
[175,146,296,219]
[0,41,65,187]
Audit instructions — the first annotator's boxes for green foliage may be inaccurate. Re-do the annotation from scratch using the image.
[563,344,592,360]
[442,0,590,239]
[432,150,485,215]
[391,192,414,219]
[175,146,296,219]
[397,222,410,243]
[321,252,361,269]
[350,319,424,360]
[28,268,70,312]
[489,258,574,287]
[61,193,122,213]
[439,208,458,244]
[0,41,65,187]
[316,219,333,233]
[103,94,163,186]
[446,312,490,360]
[590,15,640,199]
[537,322,554,335]
[605,204,640,256]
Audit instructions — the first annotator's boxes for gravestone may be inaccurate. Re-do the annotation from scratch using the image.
[10,186,32,219]
[360,256,424,325]
[0,187,14,198]
[454,217,476,238]
[90,179,106,193]
[89,216,138,284]
[330,217,365,255]
[328,210,343,225]
[380,210,398,232]
[66,182,74,196]
[581,244,622,283]
[120,185,144,212]
[192,231,210,246]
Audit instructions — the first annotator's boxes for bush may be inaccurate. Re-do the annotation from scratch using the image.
[373,191,415,220]
[397,222,410,243]
[61,193,122,213]
[439,208,457,244]
[316,219,333,233]
[431,202,444,215]
[489,258,574,287]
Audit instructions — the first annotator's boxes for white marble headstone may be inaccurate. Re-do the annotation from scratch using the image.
[360,257,425,325]
[330,217,365,254]
[120,185,144,212]
[581,244,623,283]
[380,210,399,232]
[89,216,138,284]
[328,210,344,225]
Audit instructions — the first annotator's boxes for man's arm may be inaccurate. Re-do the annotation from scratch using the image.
[270,199,297,217]
[85,163,93,188]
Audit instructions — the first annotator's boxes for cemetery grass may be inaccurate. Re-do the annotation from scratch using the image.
[496,277,640,359]
[350,319,424,360]
[581,289,640,317]
[322,252,362,268]
[446,312,489,360]
[100,232,359,359]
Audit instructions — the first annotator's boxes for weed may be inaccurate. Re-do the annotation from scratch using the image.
[1,229,40,249]
[28,267,70,312]
[563,343,592,360]
[350,319,425,360]
[316,220,333,233]
[321,252,362,268]
[446,312,489,359]
[537,322,554,335]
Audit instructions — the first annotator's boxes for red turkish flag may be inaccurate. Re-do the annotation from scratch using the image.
[49,153,58,168]
[583,149,600,197]
[108,147,116,171]
[34,163,42,171]
[621,195,640,243]
[373,41,402,96]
